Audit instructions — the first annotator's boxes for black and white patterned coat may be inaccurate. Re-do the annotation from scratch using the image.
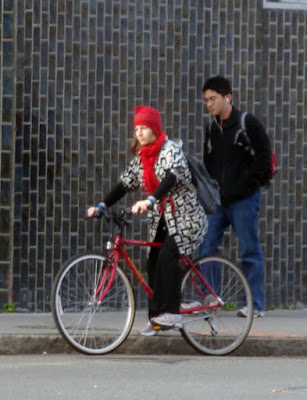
[121,139,208,255]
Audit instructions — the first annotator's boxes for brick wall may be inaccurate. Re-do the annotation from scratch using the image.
[0,0,306,311]
[0,0,15,307]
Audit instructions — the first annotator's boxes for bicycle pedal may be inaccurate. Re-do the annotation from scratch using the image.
[151,324,172,331]
[152,325,162,331]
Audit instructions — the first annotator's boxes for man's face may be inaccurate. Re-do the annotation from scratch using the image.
[203,89,229,117]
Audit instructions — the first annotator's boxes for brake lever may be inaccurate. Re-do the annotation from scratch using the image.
[117,209,131,227]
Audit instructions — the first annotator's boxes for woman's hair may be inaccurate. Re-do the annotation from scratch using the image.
[130,136,140,155]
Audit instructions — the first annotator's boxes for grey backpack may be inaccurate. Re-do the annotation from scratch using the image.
[185,154,221,215]
[164,139,221,214]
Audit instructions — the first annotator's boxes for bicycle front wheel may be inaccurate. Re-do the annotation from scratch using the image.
[52,253,135,355]
[181,255,253,356]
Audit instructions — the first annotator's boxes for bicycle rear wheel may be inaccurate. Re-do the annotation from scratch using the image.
[52,253,135,355]
[180,255,253,355]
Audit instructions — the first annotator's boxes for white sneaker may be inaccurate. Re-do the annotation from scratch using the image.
[254,309,265,318]
[151,313,183,328]
[181,300,202,309]
[237,306,249,317]
[139,321,159,337]
[237,306,265,318]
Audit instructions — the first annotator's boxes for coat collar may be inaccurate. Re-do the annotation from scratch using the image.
[213,106,241,131]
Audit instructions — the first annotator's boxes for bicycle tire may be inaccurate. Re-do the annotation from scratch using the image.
[51,253,135,355]
[180,255,253,356]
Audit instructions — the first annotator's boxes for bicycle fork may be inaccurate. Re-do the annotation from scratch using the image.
[89,253,118,306]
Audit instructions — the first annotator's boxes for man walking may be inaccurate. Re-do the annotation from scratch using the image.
[198,75,272,317]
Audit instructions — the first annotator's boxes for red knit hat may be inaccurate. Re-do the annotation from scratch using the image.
[133,106,163,137]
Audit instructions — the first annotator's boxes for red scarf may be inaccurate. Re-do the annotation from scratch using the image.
[139,132,167,193]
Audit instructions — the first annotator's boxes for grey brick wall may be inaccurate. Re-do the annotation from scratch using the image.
[0,0,306,311]
[0,0,15,307]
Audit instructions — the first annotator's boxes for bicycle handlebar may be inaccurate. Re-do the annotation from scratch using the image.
[88,204,154,235]
[86,208,132,236]
[104,208,131,229]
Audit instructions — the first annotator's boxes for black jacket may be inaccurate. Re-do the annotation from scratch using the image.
[203,107,272,205]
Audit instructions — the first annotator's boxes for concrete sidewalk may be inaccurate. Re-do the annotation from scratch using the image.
[0,309,306,356]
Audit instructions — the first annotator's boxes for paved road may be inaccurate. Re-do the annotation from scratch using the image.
[0,354,307,400]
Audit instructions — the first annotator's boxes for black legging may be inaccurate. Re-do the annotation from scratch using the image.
[146,216,182,319]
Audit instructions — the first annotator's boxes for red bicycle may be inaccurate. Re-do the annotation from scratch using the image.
[51,209,253,356]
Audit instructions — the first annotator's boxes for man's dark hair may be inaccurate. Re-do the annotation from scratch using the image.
[203,75,232,95]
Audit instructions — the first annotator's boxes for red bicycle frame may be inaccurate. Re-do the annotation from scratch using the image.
[94,231,222,314]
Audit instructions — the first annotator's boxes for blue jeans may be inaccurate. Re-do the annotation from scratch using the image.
[198,190,265,311]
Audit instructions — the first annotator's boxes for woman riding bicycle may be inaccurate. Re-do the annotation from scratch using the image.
[87,106,208,335]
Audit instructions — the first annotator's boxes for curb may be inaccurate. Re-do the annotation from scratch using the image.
[1,335,307,357]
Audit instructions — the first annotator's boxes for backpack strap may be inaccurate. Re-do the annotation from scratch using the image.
[233,112,248,144]
[205,118,217,154]
[240,111,247,131]
[233,112,255,157]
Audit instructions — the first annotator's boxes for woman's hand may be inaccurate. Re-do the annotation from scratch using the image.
[87,202,107,218]
[131,199,152,214]
[87,207,98,218]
